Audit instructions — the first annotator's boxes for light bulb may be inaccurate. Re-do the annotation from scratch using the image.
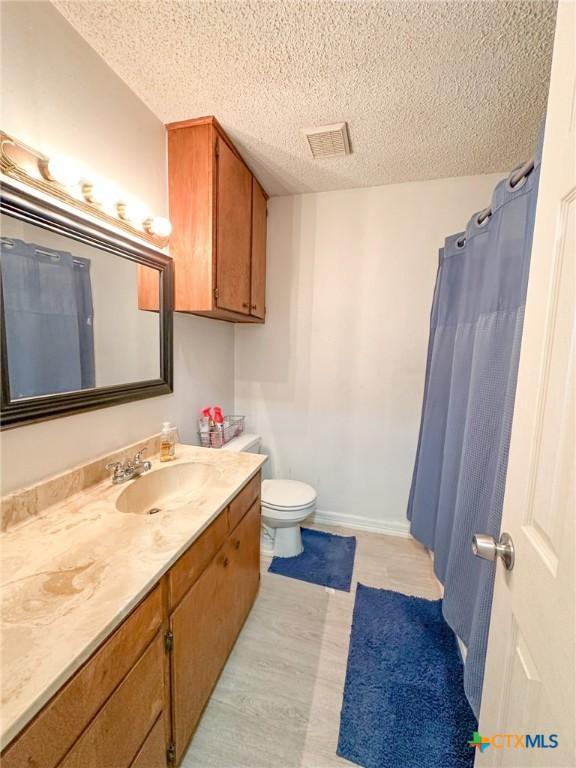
[145,216,172,238]
[82,180,120,210]
[117,199,150,224]
[39,155,82,187]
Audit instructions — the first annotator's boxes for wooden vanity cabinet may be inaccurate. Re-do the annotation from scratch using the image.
[170,545,234,763]
[168,508,229,608]
[58,634,165,768]
[138,116,268,322]
[1,471,262,768]
[169,481,262,763]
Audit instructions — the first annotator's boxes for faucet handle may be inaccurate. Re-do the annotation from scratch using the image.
[133,448,147,464]
[105,461,124,479]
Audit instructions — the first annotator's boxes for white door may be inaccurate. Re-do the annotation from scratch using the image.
[477,3,575,767]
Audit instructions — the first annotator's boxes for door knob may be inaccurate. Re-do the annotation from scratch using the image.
[472,532,515,571]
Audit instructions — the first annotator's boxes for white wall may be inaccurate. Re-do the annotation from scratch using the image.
[235,174,503,533]
[0,2,234,492]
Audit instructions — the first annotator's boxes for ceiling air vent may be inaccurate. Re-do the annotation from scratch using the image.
[303,122,351,159]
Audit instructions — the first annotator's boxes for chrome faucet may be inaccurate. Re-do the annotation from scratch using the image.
[106,449,152,485]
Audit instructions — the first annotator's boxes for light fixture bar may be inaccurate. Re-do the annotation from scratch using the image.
[0,131,171,248]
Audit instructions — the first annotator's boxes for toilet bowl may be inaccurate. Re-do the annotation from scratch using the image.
[261,479,317,557]
[223,434,317,557]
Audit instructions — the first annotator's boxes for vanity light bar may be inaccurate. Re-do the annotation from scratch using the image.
[0,131,171,247]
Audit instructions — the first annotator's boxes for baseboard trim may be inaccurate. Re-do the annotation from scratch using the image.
[310,509,412,538]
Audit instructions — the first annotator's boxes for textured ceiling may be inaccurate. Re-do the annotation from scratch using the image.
[54,0,556,196]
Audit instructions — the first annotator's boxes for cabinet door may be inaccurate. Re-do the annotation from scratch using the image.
[250,179,267,319]
[170,547,234,763]
[215,138,252,314]
[137,266,160,312]
[227,497,261,637]
[129,716,166,768]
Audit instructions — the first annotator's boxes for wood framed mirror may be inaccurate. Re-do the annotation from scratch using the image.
[0,182,173,429]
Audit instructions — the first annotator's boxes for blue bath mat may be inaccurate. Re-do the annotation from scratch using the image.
[337,585,477,768]
[268,527,356,591]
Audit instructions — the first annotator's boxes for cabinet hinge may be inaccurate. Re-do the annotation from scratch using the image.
[166,741,176,767]
[164,630,174,654]
[214,286,220,300]
[215,139,219,157]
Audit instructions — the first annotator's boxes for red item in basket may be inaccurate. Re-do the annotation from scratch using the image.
[211,406,224,447]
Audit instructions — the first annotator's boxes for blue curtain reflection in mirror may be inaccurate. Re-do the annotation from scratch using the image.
[0,237,95,398]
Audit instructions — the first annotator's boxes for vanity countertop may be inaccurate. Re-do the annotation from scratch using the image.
[0,444,266,749]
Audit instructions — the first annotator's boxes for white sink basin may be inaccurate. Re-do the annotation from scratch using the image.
[115,462,218,516]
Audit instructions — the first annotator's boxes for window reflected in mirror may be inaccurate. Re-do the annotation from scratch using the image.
[1,213,161,400]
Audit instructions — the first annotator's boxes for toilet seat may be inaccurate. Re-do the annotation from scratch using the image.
[262,500,316,513]
[261,479,317,509]
[261,501,316,520]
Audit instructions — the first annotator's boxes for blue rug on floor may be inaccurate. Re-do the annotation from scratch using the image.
[268,528,356,591]
[337,585,477,768]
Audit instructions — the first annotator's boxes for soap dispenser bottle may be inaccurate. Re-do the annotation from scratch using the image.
[160,421,177,462]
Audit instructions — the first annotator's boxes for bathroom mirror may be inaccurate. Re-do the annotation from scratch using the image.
[0,183,173,428]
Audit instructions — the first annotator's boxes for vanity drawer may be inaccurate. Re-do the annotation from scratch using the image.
[59,633,165,768]
[1,585,163,768]
[169,510,229,608]
[228,471,261,532]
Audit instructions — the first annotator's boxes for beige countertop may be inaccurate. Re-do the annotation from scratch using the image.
[0,444,266,749]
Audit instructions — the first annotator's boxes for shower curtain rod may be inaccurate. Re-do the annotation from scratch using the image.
[455,157,535,247]
[476,158,535,226]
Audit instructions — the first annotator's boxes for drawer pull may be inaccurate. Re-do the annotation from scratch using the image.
[234,540,240,550]
[223,556,229,568]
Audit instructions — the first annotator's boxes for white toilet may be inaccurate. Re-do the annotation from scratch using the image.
[223,433,317,557]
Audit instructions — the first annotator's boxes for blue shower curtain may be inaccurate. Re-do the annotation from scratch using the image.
[0,239,95,398]
[407,131,543,718]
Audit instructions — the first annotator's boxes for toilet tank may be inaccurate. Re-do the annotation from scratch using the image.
[221,433,262,453]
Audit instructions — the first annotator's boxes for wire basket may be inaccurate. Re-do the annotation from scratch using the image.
[197,415,245,449]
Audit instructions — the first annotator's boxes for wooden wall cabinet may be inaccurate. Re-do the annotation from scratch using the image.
[3,472,262,768]
[140,116,268,323]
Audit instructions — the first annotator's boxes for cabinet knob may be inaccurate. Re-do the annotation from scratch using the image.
[234,540,240,550]
[251,304,257,311]
[242,302,249,309]
[223,556,229,568]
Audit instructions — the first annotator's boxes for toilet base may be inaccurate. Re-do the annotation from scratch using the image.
[273,525,304,558]
[261,522,305,558]
[261,524,275,556]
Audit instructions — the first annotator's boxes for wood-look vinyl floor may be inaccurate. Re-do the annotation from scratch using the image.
[181,524,441,768]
